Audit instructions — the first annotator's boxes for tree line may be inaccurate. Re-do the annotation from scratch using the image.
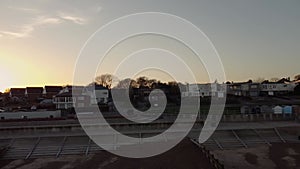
[93,73,181,90]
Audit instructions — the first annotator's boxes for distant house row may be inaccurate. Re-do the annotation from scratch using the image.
[2,80,299,111]
[182,83,226,98]
[9,86,63,101]
[241,105,295,114]
[227,82,297,97]
[182,81,298,98]
[0,85,109,110]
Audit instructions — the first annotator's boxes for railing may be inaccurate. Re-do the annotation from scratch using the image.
[190,139,224,169]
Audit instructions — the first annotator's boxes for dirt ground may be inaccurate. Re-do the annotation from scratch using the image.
[0,139,214,169]
[213,143,300,169]
[211,126,300,169]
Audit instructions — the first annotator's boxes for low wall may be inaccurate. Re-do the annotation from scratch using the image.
[221,113,295,122]
[0,111,61,120]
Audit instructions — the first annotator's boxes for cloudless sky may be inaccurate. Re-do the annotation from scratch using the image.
[0,0,299,92]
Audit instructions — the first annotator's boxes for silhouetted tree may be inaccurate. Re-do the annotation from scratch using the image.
[95,74,117,89]
[136,76,148,87]
[136,76,157,88]
[115,78,134,89]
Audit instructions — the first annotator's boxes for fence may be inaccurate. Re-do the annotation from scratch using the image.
[191,139,224,169]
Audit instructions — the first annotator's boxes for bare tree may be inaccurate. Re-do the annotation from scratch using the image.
[115,78,133,89]
[136,76,157,88]
[148,79,157,88]
[95,74,117,89]
[136,76,148,87]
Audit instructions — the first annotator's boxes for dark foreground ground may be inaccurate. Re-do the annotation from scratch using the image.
[213,142,300,169]
[212,126,300,169]
[0,139,214,169]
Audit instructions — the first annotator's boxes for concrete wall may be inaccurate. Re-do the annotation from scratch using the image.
[0,111,61,120]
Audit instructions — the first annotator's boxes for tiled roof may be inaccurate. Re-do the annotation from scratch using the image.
[26,87,43,94]
[44,86,63,92]
[10,88,26,95]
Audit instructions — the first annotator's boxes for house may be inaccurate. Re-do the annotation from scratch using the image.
[198,84,211,97]
[182,83,226,98]
[227,82,243,96]
[25,87,43,103]
[53,86,90,109]
[9,88,26,98]
[240,105,261,114]
[181,84,200,97]
[260,105,273,113]
[241,83,260,97]
[283,106,293,114]
[273,106,283,114]
[43,86,63,99]
[260,83,296,96]
[84,84,109,105]
[227,82,260,97]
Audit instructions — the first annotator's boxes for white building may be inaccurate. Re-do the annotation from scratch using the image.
[182,83,226,98]
[53,86,90,109]
[260,83,296,96]
[273,106,283,114]
[84,85,109,105]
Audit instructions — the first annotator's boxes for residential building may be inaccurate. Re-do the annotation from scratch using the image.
[227,83,243,96]
[25,87,43,103]
[241,83,260,97]
[9,88,26,98]
[53,86,90,109]
[260,83,296,96]
[43,86,63,99]
[273,105,283,114]
[84,84,109,105]
[182,83,226,98]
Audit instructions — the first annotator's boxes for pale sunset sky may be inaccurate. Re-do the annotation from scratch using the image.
[0,0,299,92]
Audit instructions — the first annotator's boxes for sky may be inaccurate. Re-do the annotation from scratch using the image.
[0,0,299,92]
